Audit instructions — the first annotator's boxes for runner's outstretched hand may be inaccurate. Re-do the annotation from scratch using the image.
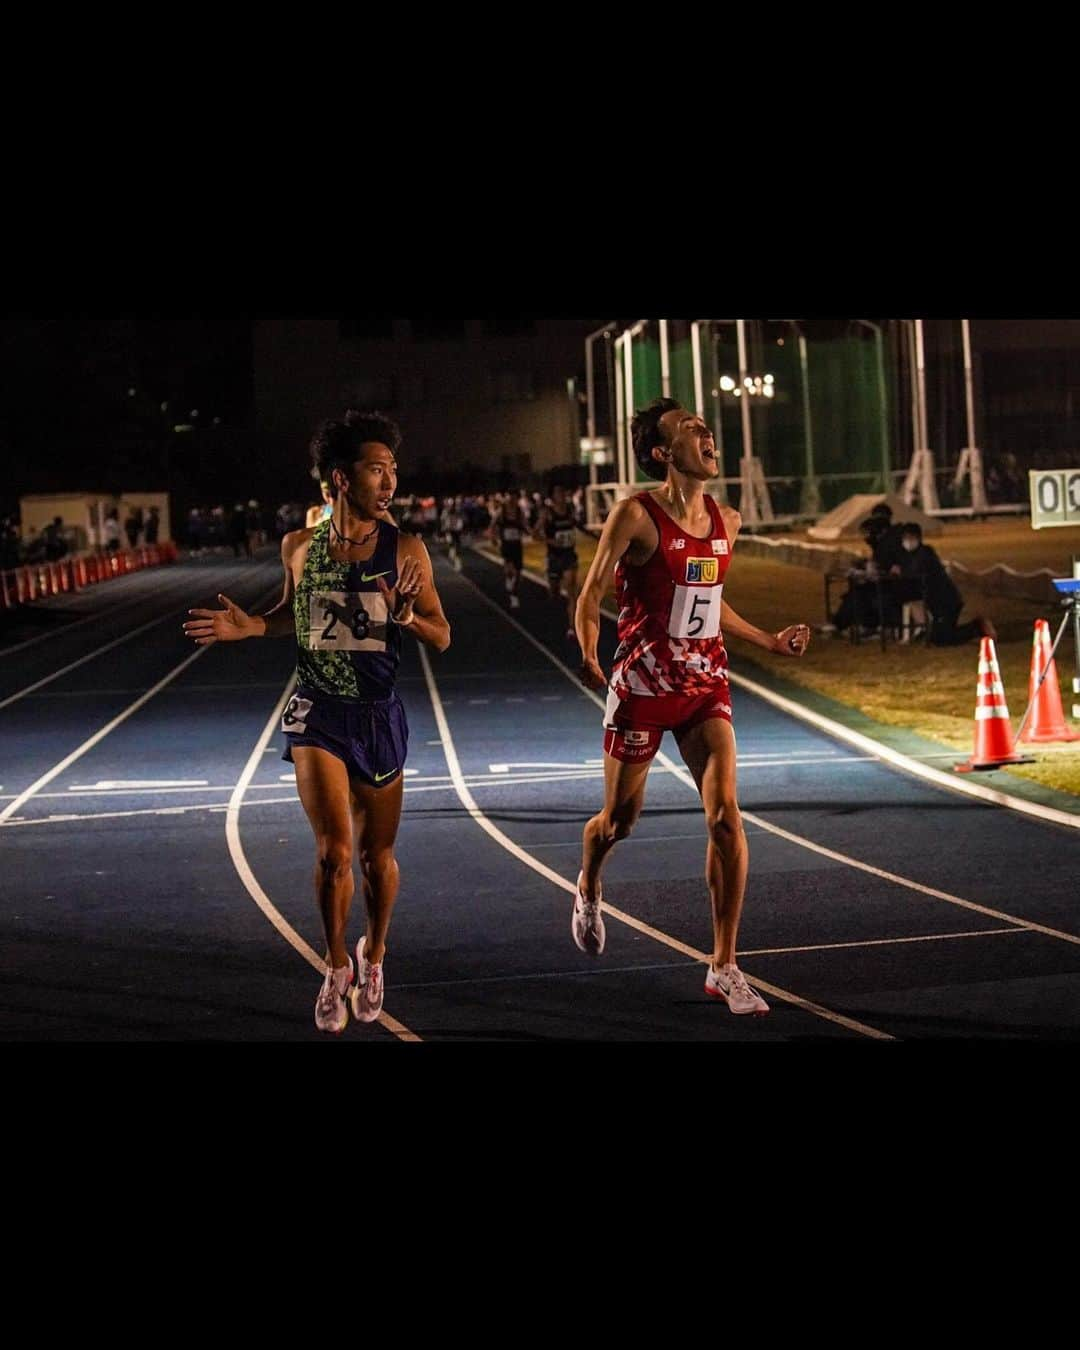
[183,593,258,645]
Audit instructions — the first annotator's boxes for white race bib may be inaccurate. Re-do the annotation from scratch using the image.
[308,591,389,651]
[668,583,722,639]
[553,528,575,549]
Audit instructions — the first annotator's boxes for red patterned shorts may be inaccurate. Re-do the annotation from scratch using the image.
[602,684,732,763]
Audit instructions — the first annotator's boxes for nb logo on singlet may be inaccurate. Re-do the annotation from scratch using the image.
[669,539,686,550]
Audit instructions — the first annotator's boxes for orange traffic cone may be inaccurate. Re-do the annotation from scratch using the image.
[1018,619,1080,744]
[955,637,1035,772]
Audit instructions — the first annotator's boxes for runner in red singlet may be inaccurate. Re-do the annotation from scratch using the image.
[573,398,811,1015]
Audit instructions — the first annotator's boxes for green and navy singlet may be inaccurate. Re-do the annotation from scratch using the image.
[293,517,402,699]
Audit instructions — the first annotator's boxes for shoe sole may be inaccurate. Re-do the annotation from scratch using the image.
[703,981,769,1016]
[315,1010,348,1034]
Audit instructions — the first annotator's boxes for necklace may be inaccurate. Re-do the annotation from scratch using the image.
[330,517,379,549]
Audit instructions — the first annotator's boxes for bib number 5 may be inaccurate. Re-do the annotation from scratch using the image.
[668,584,722,639]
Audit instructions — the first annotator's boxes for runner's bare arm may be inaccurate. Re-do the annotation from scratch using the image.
[575,497,648,689]
[720,600,810,657]
[183,532,304,645]
[376,535,451,652]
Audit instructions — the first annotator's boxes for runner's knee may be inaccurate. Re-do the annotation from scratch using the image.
[601,805,638,843]
[315,840,353,879]
[359,846,397,882]
[707,800,743,848]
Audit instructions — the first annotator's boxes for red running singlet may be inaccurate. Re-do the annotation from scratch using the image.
[610,491,731,700]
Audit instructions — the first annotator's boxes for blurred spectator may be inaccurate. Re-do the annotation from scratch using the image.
[145,506,160,546]
[104,509,121,553]
[229,502,251,558]
[305,481,333,529]
[1,516,19,569]
[124,506,143,550]
[246,499,263,553]
[43,516,69,562]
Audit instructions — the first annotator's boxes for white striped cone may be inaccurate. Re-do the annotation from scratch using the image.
[955,637,1033,772]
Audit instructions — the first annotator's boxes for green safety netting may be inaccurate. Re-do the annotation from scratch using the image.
[617,325,894,509]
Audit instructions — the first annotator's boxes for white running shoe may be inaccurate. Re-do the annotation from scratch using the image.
[350,937,384,1023]
[704,963,769,1016]
[314,957,353,1034]
[571,872,605,955]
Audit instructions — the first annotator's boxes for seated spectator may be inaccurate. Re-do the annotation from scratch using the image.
[894,523,995,645]
[831,518,889,634]
[867,503,905,573]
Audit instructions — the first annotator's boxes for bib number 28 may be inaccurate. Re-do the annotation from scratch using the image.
[668,584,722,639]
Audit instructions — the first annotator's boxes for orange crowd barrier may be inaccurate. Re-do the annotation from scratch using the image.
[0,545,177,612]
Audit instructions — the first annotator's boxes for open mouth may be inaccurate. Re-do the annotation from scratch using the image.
[376,496,392,510]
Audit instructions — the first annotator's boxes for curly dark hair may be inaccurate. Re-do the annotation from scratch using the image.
[309,409,402,495]
[631,397,682,481]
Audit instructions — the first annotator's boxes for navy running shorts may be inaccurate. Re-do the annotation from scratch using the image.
[282,687,409,788]
[547,547,577,582]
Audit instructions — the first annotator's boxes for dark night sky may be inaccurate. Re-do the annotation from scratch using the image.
[0,318,254,518]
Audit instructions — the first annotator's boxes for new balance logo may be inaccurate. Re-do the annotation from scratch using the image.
[669,538,686,550]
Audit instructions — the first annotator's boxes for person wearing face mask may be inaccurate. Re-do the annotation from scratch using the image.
[892,522,995,645]
[183,409,452,1034]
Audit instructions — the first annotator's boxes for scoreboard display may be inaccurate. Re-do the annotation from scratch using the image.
[1030,469,1080,529]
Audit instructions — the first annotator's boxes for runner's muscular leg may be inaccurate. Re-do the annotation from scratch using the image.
[350,773,404,966]
[580,752,651,902]
[675,716,747,968]
[292,746,355,969]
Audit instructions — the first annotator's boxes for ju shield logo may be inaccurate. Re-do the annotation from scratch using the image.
[686,557,719,584]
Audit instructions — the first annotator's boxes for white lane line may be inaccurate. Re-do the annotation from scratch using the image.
[0,562,274,711]
[225,674,420,1044]
[480,546,1080,831]
[0,580,282,824]
[740,927,1029,957]
[463,560,1080,949]
[723,667,1080,832]
[69,779,209,791]
[0,647,210,824]
[418,639,893,1041]
[383,927,1026,989]
[0,575,189,659]
[2,797,307,828]
[393,959,702,991]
